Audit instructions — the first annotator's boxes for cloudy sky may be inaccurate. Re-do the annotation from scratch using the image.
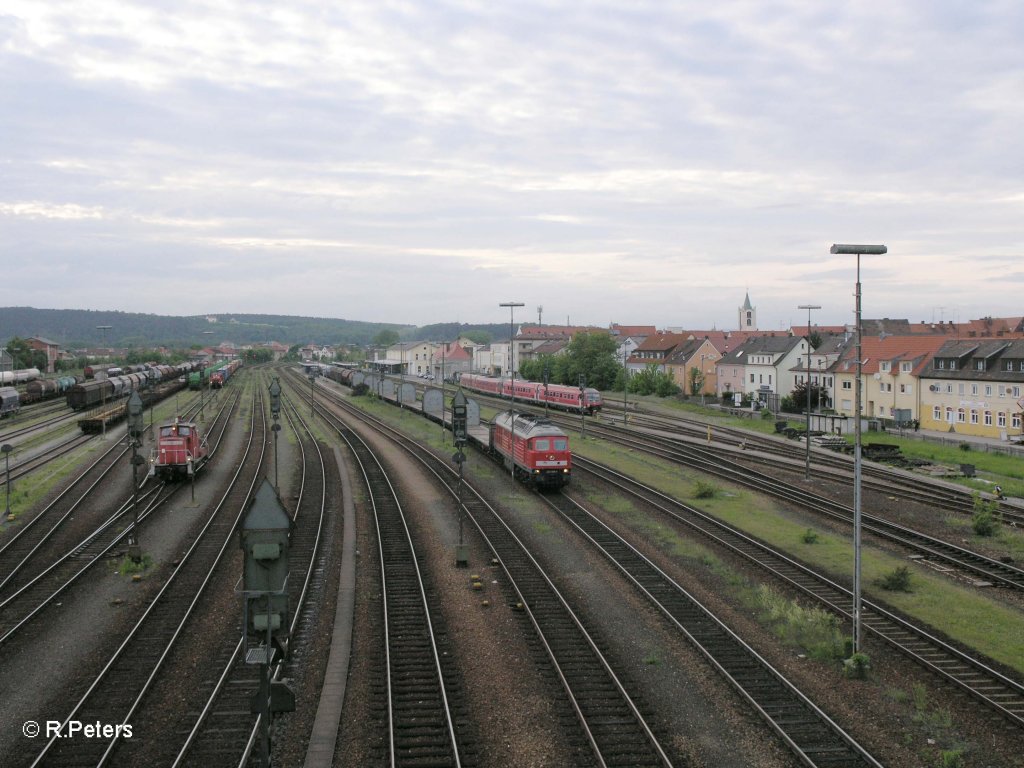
[3,2,1022,330]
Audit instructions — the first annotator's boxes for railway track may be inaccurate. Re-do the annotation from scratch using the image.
[608,407,1023,523]
[0,390,237,610]
[304,375,465,768]
[545,414,1024,591]
[541,488,883,767]
[573,455,1024,730]
[310,381,674,768]
[168,382,331,767]
[27,385,266,768]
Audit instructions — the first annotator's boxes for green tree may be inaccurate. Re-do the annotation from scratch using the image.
[4,338,47,371]
[629,364,680,397]
[374,329,400,347]
[461,330,491,345]
[563,332,619,390]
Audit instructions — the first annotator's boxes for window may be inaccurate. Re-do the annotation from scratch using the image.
[976,359,985,371]
[984,411,993,426]
[950,361,957,370]
[945,383,953,394]
[1006,360,1015,371]
[998,412,1006,427]
[936,359,945,369]
[985,385,992,396]
[553,438,567,450]
[945,407,954,423]
[932,405,941,420]
[750,374,755,384]
[958,383,965,395]
[841,399,852,411]
[999,385,1006,397]
[842,380,852,390]
[880,361,890,372]
[971,384,978,396]
[1015,386,1022,399]
[901,362,912,373]
[970,410,978,425]
[533,439,550,450]
[1014,413,1022,430]
[957,408,966,423]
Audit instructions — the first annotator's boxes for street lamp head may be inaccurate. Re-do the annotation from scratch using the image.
[830,244,887,255]
[797,304,822,310]
[1,444,11,454]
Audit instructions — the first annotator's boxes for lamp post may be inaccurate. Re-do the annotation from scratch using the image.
[798,304,821,482]
[831,243,887,656]
[700,354,707,406]
[200,331,214,422]
[499,301,524,494]
[127,391,144,560]
[96,325,112,440]
[2,443,12,518]
[269,378,281,489]
[623,346,629,425]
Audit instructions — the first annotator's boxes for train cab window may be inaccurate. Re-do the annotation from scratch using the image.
[533,439,550,451]
[178,426,191,436]
[553,439,567,450]
[160,426,175,437]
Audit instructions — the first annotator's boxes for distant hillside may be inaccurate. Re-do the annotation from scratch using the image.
[0,307,507,349]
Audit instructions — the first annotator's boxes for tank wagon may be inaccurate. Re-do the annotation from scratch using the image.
[24,376,80,403]
[459,373,603,414]
[489,410,571,488]
[0,387,20,418]
[0,368,40,385]
[149,419,209,479]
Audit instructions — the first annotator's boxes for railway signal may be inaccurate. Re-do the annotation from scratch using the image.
[453,389,468,567]
[240,480,296,766]
[127,391,144,561]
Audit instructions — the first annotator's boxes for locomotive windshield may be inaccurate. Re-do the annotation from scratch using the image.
[534,438,550,450]
[553,438,567,450]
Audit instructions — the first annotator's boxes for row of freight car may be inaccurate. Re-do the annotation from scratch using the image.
[321,364,572,488]
[67,362,211,410]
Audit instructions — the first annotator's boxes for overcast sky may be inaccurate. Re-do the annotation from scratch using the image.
[3,2,1022,330]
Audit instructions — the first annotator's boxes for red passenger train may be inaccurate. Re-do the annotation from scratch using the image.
[459,373,603,415]
[489,410,571,488]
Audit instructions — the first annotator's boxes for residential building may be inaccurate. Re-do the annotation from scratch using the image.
[919,338,1024,440]
[831,335,947,423]
[665,338,719,396]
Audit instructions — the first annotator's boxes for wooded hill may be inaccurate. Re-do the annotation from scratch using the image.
[0,307,507,349]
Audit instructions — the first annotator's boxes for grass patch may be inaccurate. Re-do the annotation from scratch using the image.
[750,584,846,662]
[118,553,153,575]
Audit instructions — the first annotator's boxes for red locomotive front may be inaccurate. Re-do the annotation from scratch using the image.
[489,410,570,488]
[150,419,208,480]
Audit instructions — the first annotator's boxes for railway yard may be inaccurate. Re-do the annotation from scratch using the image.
[1,364,1023,767]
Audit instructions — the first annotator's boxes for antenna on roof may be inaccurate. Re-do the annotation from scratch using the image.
[537,305,543,326]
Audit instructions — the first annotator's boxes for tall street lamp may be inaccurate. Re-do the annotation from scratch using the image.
[831,243,887,656]
[499,301,524,494]
[96,325,112,440]
[797,304,821,482]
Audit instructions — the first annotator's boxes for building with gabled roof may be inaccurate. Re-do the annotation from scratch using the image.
[918,338,1024,439]
[830,334,948,423]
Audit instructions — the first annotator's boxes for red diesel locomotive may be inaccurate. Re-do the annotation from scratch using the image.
[149,419,209,480]
[489,410,570,488]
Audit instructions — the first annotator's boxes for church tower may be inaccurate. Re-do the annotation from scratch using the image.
[739,292,757,331]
